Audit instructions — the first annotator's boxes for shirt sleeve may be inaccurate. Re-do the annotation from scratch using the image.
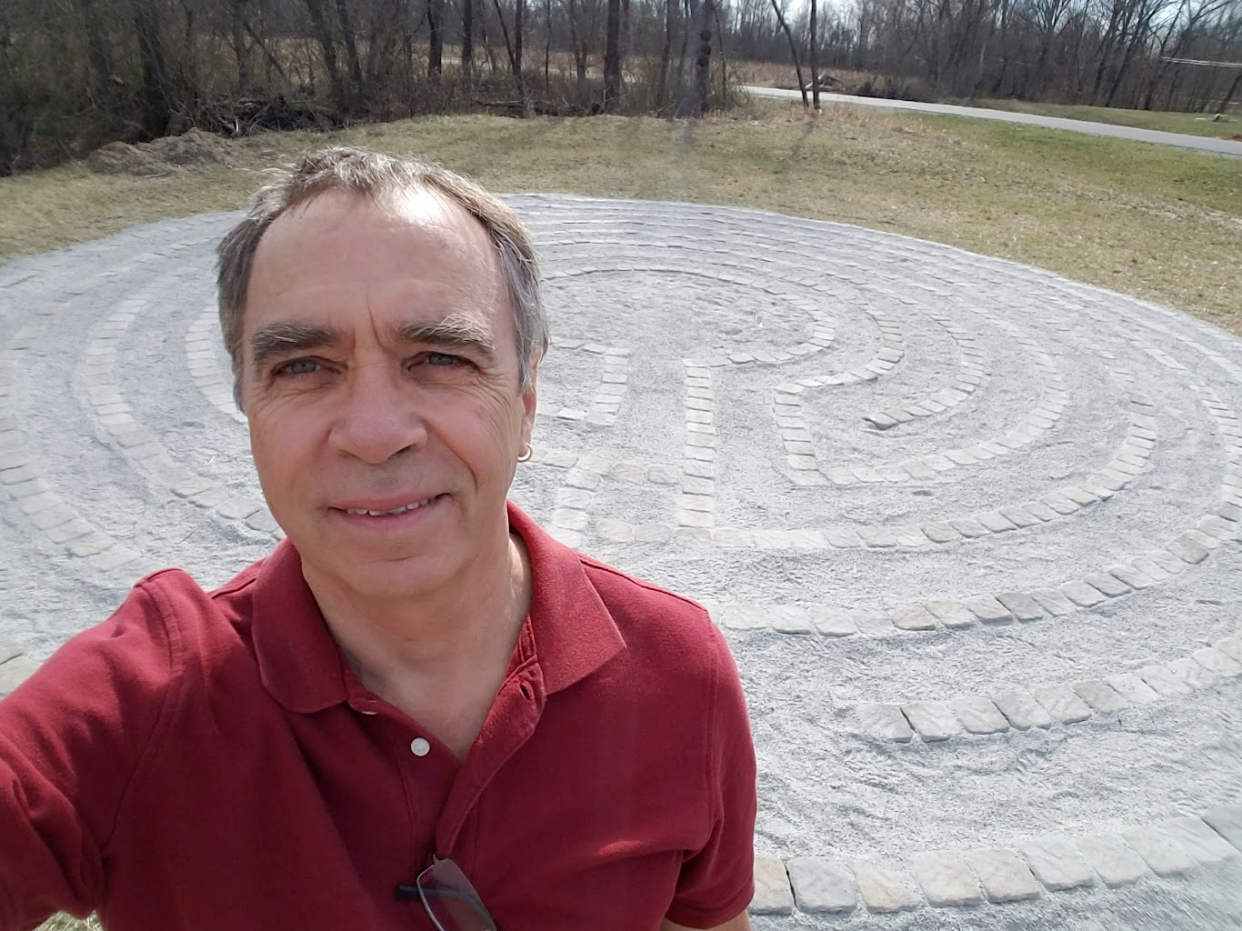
[664,624,757,929]
[0,582,176,931]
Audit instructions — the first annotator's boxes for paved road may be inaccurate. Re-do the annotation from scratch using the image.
[3,197,1241,927]
[742,85,1242,157]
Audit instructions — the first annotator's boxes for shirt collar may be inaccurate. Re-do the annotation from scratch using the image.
[250,503,627,714]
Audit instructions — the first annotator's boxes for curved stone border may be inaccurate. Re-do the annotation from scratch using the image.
[751,804,1242,915]
[186,303,245,425]
[678,360,718,532]
[858,629,1242,743]
[544,338,631,425]
[80,282,279,537]
[0,335,149,576]
[863,308,987,430]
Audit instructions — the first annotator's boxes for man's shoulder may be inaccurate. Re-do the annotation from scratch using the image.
[573,552,727,663]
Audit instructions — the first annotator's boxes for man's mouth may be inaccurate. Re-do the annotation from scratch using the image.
[342,496,439,517]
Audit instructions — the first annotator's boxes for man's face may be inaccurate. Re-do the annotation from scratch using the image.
[240,189,537,606]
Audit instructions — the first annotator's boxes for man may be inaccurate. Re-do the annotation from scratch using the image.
[0,147,757,930]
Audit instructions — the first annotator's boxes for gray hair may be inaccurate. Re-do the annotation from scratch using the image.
[216,147,548,406]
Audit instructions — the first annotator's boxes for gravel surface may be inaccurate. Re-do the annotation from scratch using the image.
[1,196,1239,928]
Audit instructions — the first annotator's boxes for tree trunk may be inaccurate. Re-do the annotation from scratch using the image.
[229,0,254,98]
[712,0,727,103]
[462,0,475,81]
[603,0,623,111]
[303,0,347,110]
[514,0,525,75]
[428,0,444,75]
[695,0,713,114]
[332,0,365,103]
[810,0,820,108]
[769,0,807,106]
[657,0,676,108]
[131,0,171,138]
[76,0,116,105]
[567,0,589,100]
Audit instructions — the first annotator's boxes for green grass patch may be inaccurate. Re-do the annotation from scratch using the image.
[965,98,1241,139]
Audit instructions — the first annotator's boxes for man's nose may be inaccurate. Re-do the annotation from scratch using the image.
[328,365,428,464]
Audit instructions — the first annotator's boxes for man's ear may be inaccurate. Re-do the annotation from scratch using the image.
[520,358,540,434]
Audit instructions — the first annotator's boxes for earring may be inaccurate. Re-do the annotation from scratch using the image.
[517,443,533,463]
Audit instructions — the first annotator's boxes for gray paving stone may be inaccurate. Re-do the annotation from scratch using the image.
[1059,579,1107,607]
[991,691,1053,730]
[1218,633,1242,664]
[1021,501,1058,522]
[823,527,863,548]
[920,521,962,543]
[890,603,937,631]
[851,861,922,913]
[851,518,900,545]
[1082,572,1130,597]
[1200,805,1242,852]
[750,856,794,914]
[1032,684,1093,724]
[949,517,990,538]
[1070,680,1129,714]
[1029,587,1076,616]
[1104,673,1161,704]
[978,511,1017,533]
[807,607,858,637]
[901,702,963,741]
[998,505,1041,528]
[1075,834,1150,887]
[1160,816,1240,864]
[1131,555,1175,583]
[1018,837,1095,890]
[857,703,913,742]
[963,595,1012,624]
[1167,655,1219,690]
[1107,563,1155,590]
[1119,825,1196,876]
[910,851,982,907]
[949,696,1009,734]
[966,848,1041,903]
[925,598,976,627]
[1167,534,1209,564]
[786,857,857,913]
[1041,492,1080,515]
[1138,664,1194,697]
[995,592,1044,621]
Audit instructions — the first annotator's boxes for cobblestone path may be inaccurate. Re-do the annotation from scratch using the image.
[1,197,1239,928]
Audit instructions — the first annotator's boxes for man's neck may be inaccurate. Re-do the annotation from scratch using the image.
[307,528,532,690]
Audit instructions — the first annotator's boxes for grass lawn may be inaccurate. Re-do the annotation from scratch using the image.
[962,97,1242,139]
[2,103,1239,331]
[7,104,1240,931]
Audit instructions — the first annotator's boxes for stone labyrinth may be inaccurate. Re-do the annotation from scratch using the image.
[1,196,1241,929]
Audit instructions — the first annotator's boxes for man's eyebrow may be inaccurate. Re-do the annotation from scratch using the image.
[250,323,339,373]
[394,316,497,361]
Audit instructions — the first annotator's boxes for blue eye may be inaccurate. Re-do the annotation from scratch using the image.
[426,353,461,366]
[283,359,321,375]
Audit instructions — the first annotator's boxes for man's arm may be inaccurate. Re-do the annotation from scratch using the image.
[662,913,752,931]
[0,584,174,929]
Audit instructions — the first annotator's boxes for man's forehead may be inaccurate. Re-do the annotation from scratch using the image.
[274,185,476,242]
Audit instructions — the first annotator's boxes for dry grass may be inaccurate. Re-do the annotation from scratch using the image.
[731,59,871,92]
[1,104,1239,332]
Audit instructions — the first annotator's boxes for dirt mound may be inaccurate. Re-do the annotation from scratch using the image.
[86,129,231,176]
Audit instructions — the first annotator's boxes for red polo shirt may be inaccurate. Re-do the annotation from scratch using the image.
[0,504,756,930]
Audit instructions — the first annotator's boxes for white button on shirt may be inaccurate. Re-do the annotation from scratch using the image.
[410,737,431,757]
